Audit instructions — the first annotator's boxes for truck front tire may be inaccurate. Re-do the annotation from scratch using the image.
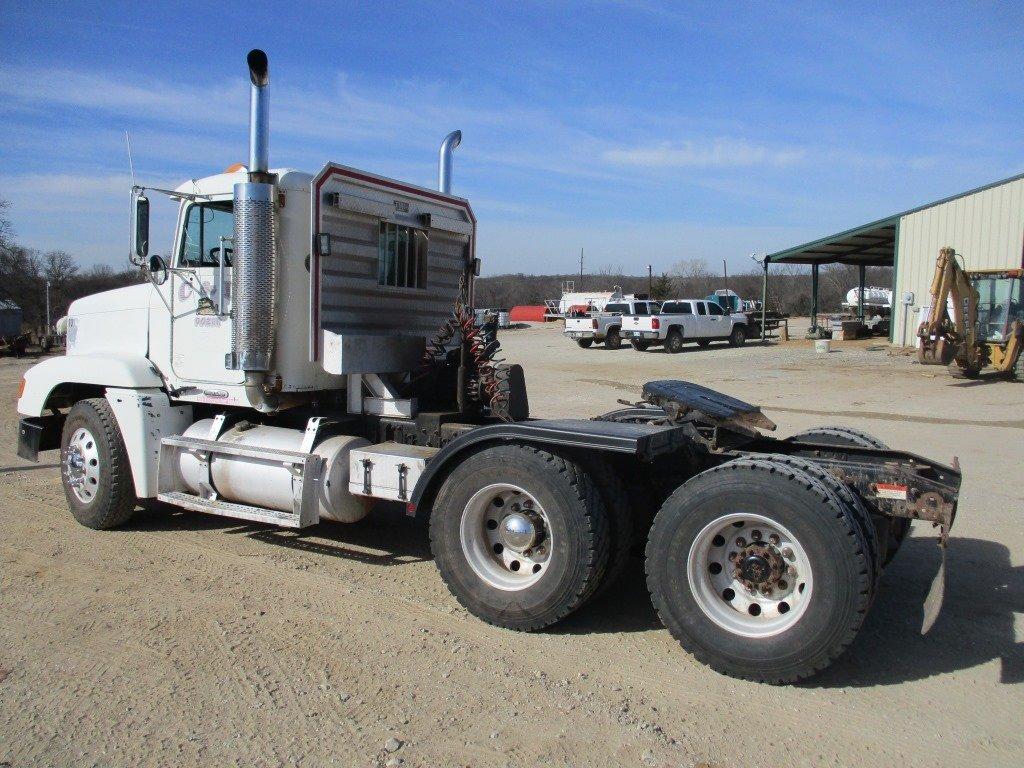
[729,325,747,347]
[430,445,610,631]
[645,457,873,683]
[60,398,137,530]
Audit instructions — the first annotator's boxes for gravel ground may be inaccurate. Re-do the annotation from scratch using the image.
[1,321,1021,768]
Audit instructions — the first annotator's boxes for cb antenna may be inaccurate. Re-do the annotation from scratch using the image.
[124,130,137,188]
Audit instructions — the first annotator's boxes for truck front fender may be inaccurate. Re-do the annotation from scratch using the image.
[17,354,164,417]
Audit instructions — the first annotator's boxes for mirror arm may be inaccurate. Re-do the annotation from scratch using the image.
[132,184,213,202]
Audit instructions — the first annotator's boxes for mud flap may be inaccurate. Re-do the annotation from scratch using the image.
[920,527,948,634]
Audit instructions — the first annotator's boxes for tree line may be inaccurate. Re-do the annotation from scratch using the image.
[476,258,893,317]
[0,199,143,335]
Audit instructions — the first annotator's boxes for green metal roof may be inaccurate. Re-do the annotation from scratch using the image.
[766,169,1024,266]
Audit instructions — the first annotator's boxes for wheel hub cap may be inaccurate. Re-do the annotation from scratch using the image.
[500,512,539,551]
[64,427,101,504]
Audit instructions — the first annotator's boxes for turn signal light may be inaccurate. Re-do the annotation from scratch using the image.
[17,378,25,399]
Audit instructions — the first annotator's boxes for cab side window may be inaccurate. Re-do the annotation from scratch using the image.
[708,303,724,316]
[696,302,707,315]
[179,201,235,268]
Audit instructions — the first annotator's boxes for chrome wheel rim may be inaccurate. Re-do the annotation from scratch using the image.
[64,427,101,504]
[459,483,553,591]
[687,512,813,638]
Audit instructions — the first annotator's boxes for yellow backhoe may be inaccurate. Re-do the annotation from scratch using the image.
[917,246,1024,379]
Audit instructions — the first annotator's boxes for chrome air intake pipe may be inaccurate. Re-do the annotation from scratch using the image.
[438,130,462,194]
[229,49,278,412]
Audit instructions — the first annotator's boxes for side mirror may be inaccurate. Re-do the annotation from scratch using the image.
[148,254,169,285]
[131,194,150,264]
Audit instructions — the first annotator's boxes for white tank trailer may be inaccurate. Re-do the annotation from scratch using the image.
[15,50,964,684]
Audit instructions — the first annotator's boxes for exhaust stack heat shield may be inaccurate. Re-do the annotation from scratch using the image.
[230,181,277,371]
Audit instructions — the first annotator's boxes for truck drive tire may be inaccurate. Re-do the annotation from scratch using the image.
[645,457,873,684]
[729,325,747,347]
[576,338,593,348]
[630,340,650,351]
[60,398,137,530]
[665,329,685,354]
[604,328,622,349]
[429,445,611,631]
[790,426,909,565]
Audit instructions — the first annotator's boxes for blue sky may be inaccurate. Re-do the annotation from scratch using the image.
[1,0,1021,276]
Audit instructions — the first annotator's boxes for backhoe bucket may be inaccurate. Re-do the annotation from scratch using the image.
[917,334,955,366]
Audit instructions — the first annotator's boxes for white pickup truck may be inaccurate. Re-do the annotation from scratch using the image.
[564,299,660,349]
[622,299,748,352]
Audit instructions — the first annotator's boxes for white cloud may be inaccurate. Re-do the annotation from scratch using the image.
[602,138,807,168]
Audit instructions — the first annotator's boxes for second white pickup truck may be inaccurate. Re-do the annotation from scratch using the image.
[622,299,748,352]
[564,299,660,349]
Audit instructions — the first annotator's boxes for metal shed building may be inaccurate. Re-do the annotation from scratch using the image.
[764,171,1024,346]
[0,299,23,337]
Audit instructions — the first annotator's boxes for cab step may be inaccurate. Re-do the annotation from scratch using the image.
[156,490,312,528]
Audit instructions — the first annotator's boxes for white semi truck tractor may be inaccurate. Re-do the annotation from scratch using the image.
[15,50,963,683]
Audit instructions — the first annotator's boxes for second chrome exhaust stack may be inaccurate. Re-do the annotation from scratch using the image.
[230,49,278,412]
[438,130,462,194]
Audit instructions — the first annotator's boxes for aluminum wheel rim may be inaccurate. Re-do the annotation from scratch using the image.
[459,483,553,591]
[64,427,101,504]
[687,512,813,638]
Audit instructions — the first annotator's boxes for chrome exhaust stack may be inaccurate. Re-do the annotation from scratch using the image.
[229,48,278,412]
[438,130,462,194]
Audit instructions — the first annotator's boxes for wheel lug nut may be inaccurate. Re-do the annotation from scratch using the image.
[736,537,746,547]
[782,547,794,559]
[778,579,787,590]
[768,534,780,545]
[728,551,739,562]
[751,530,762,541]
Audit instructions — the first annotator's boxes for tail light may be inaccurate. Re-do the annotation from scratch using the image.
[17,378,26,399]
[592,319,598,329]
[652,318,660,330]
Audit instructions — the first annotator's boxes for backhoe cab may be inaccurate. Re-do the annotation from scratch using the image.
[918,246,1024,379]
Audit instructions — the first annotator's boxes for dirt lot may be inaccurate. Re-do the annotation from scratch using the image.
[1,322,1021,768]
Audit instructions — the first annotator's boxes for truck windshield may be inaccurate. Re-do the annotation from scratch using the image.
[179,201,235,268]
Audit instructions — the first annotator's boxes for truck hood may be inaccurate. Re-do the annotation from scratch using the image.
[66,282,152,358]
[69,282,152,316]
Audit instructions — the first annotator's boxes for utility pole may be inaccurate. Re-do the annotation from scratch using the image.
[579,248,584,291]
[647,264,653,296]
[722,259,730,310]
[45,280,51,332]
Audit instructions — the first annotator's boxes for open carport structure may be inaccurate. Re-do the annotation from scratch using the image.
[760,171,1024,344]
